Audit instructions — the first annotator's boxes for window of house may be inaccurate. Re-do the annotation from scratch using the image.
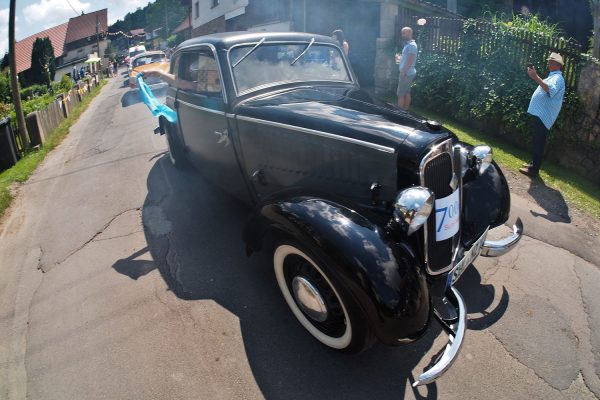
[177,51,222,96]
[211,0,219,8]
[194,2,199,19]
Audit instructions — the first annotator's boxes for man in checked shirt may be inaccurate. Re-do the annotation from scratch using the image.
[520,52,565,177]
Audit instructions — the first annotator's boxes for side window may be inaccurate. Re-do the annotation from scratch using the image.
[177,51,222,97]
[197,54,222,93]
[179,52,198,82]
[170,54,180,76]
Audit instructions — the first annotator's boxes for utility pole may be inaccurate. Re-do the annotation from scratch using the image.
[96,13,102,77]
[164,1,169,36]
[8,0,29,150]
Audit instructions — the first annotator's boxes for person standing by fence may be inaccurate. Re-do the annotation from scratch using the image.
[395,27,418,110]
[332,29,349,57]
[519,52,565,177]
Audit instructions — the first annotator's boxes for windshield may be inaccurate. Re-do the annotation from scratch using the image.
[131,50,145,58]
[133,54,166,68]
[229,42,351,94]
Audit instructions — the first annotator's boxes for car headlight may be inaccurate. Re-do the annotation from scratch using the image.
[472,145,493,175]
[456,145,471,178]
[393,187,434,235]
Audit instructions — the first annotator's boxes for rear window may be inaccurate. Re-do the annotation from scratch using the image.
[133,54,166,67]
[130,50,145,58]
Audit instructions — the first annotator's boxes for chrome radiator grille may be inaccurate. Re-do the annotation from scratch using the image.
[420,139,460,274]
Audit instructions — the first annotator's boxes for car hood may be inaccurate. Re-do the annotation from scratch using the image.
[234,86,453,160]
[130,61,170,77]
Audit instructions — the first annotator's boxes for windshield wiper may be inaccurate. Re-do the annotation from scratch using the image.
[290,38,315,66]
[232,37,266,68]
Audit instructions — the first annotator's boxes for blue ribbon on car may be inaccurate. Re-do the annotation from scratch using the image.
[136,74,178,124]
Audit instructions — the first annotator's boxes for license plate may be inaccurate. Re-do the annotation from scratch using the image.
[448,226,489,286]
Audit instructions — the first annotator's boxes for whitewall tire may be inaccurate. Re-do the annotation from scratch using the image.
[273,243,371,352]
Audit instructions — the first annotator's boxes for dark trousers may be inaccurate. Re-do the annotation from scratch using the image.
[529,115,549,173]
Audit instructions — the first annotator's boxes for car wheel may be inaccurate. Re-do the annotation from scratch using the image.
[273,243,373,353]
[163,119,187,169]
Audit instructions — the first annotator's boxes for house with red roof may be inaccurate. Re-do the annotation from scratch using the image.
[15,9,109,83]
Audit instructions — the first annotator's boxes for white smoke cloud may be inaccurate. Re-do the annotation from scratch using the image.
[0,8,9,57]
[106,0,149,26]
[23,0,91,27]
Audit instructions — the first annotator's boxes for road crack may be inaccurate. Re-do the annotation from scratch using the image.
[572,261,600,398]
[484,328,567,391]
[36,247,45,274]
[93,230,143,242]
[54,207,141,267]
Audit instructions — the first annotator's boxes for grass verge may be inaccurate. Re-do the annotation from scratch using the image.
[0,80,107,217]
[412,105,600,220]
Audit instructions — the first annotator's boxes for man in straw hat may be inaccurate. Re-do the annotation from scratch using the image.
[519,52,565,177]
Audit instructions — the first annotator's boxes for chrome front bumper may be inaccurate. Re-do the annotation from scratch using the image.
[413,286,467,387]
[481,218,524,257]
[413,218,524,387]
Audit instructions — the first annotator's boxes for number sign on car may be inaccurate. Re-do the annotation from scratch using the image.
[435,190,460,242]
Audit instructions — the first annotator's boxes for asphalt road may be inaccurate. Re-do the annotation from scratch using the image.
[1,76,599,400]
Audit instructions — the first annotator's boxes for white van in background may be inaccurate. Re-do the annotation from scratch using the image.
[126,45,147,75]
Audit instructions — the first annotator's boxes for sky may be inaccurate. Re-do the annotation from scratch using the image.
[0,0,154,56]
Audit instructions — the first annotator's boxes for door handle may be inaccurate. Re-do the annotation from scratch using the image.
[252,169,267,186]
[213,129,230,146]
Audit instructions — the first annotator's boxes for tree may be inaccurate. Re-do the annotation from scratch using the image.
[9,0,29,150]
[0,71,12,103]
[0,52,9,71]
[109,0,187,41]
[592,0,600,58]
[30,37,56,87]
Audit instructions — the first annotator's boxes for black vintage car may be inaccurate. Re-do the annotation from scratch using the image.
[154,32,523,386]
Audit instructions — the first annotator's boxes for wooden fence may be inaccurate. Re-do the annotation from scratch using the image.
[9,76,100,155]
[395,15,584,88]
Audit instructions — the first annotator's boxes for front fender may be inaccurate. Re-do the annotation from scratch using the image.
[244,197,431,344]
[462,160,511,245]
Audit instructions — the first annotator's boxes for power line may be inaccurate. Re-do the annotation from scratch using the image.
[65,0,80,16]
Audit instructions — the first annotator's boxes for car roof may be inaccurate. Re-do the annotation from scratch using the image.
[175,31,339,52]
[131,51,166,61]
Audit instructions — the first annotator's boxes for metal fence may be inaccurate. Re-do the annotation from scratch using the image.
[396,15,584,88]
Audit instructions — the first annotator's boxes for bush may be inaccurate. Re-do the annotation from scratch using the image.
[22,94,55,115]
[412,18,582,146]
[53,74,73,94]
[0,102,13,120]
[0,72,11,103]
[20,84,48,100]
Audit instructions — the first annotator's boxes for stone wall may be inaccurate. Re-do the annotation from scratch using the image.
[549,62,600,184]
[192,16,226,37]
[374,3,399,96]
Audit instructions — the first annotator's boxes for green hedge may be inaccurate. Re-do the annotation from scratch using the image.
[411,19,582,147]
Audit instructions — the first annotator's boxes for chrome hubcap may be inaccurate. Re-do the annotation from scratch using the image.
[292,276,328,322]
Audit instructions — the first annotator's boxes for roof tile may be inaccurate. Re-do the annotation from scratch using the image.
[65,9,108,44]
[15,22,68,74]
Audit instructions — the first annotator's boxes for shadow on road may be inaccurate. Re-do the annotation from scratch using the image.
[111,155,509,399]
[120,86,168,108]
[527,176,571,223]
[456,266,509,331]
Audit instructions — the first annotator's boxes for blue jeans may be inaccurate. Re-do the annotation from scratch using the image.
[529,115,549,174]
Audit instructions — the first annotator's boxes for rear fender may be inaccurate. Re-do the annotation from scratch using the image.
[244,197,431,344]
